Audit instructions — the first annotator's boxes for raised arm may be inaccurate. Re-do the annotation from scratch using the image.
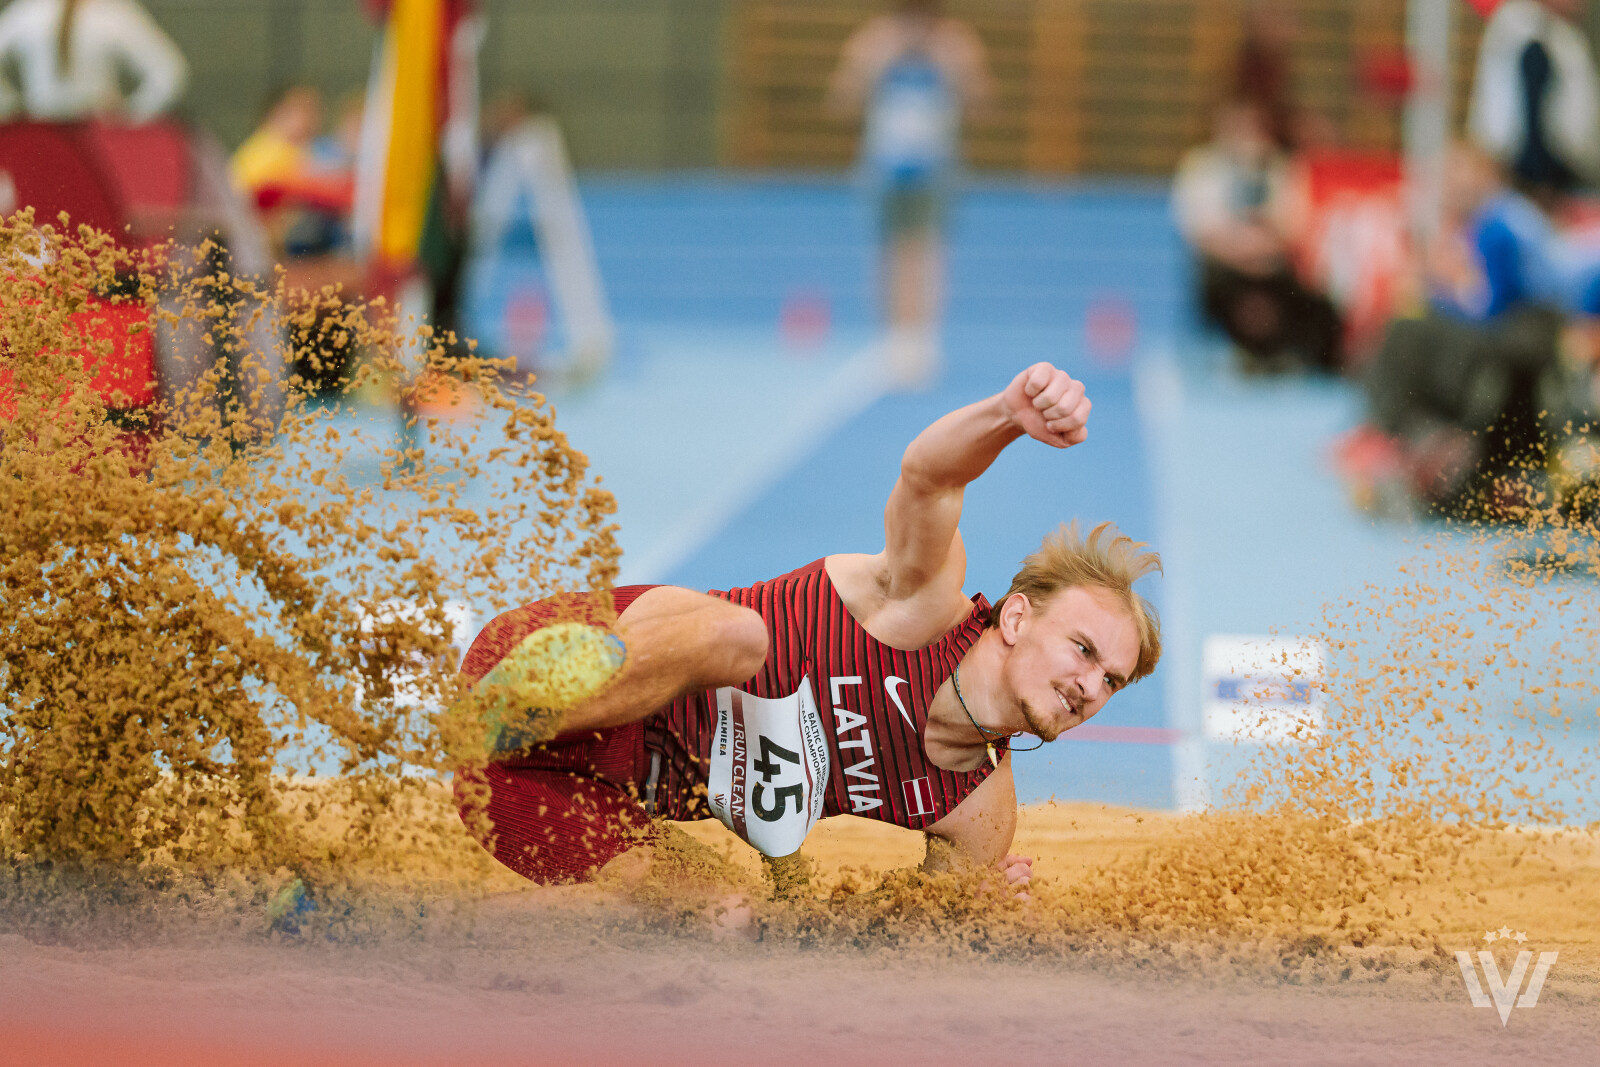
[832,363,1090,645]
[112,0,189,123]
[888,362,1088,587]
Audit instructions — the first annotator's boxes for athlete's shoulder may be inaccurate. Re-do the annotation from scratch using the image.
[825,552,980,650]
[734,557,827,593]
[709,558,828,613]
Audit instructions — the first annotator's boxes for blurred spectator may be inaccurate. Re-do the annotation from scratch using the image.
[828,0,993,387]
[290,93,363,259]
[1347,144,1600,517]
[0,0,186,122]
[1426,141,1559,321]
[231,86,323,201]
[230,85,361,393]
[1173,99,1342,373]
[310,93,366,177]
[1468,0,1600,202]
[231,86,357,263]
[1420,143,1600,327]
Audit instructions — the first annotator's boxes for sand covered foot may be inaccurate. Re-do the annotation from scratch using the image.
[444,622,627,759]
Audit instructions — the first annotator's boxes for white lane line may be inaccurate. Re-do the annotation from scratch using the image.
[1132,348,1209,812]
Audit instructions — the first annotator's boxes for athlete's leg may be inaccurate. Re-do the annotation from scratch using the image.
[556,586,768,734]
[882,189,944,387]
[888,228,941,331]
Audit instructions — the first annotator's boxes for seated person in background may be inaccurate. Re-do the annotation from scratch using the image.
[1348,144,1599,518]
[1426,142,1560,323]
[232,86,325,206]
[232,86,358,273]
[287,93,363,260]
[231,85,361,390]
[0,0,186,123]
[1172,99,1342,374]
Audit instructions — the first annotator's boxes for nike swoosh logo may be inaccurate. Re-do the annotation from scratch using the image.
[885,676,916,731]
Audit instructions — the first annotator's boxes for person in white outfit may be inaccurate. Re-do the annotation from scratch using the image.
[1468,0,1600,199]
[0,0,187,123]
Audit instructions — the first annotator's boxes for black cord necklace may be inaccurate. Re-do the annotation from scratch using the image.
[952,664,1044,752]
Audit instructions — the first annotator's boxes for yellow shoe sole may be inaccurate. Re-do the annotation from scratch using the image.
[462,622,628,757]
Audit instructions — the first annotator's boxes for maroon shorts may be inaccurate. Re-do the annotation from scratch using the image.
[453,585,658,885]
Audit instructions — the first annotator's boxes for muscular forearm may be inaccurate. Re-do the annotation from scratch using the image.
[921,833,979,874]
[922,809,1015,873]
[880,364,1087,604]
[900,393,1023,492]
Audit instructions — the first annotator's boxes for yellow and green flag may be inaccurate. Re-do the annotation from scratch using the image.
[353,0,479,285]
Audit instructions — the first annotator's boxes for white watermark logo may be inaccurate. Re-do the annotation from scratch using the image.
[1456,927,1558,1026]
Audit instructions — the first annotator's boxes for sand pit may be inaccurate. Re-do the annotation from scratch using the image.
[4,214,1599,1064]
[1,804,1596,1067]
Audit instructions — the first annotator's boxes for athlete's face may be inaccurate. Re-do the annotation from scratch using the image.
[1001,586,1140,741]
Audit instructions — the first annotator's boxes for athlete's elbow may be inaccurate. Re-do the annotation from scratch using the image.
[898,451,961,498]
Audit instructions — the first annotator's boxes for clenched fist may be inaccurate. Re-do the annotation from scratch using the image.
[1001,362,1090,448]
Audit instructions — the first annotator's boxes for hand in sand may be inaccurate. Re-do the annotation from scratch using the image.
[995,853,1033,901]
[598,842,760,942]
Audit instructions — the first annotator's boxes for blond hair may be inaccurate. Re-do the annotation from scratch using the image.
[989,521,1163,683]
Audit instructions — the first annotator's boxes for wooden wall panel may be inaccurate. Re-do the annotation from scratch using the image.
[725,0,1489,176]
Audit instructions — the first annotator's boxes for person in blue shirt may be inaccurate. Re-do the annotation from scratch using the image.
[1425,143,1561,324]
[1361,144,1598,518]
[829,0,992,387]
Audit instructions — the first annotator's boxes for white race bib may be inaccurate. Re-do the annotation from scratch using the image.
[705,675,830,858]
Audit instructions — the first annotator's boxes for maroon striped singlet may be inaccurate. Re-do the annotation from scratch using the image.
[642,558,1001,827]
[455,558,1001,883]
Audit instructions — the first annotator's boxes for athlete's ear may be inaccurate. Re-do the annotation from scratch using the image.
[997,592,1032,644]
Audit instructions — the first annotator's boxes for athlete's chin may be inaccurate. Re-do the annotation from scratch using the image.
[1019,700,1068,743]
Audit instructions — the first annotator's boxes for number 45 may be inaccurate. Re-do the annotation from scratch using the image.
[751,736,800,823]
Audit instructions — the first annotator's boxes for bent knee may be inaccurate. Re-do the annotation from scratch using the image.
[616,586,769,687]
[708,603,768,683]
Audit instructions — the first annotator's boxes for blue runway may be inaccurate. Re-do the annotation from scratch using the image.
[487,173,1599,818]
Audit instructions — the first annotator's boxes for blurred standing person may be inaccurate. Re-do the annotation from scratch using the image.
[1173,100,1342,373]
[1469,0,1600,202]
[0,0,186,123]
[829,0,993,388]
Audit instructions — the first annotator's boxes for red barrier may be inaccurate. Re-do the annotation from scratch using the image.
[0,292,156,420]
[1289,149,1410,364]
[0,120,188,417]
